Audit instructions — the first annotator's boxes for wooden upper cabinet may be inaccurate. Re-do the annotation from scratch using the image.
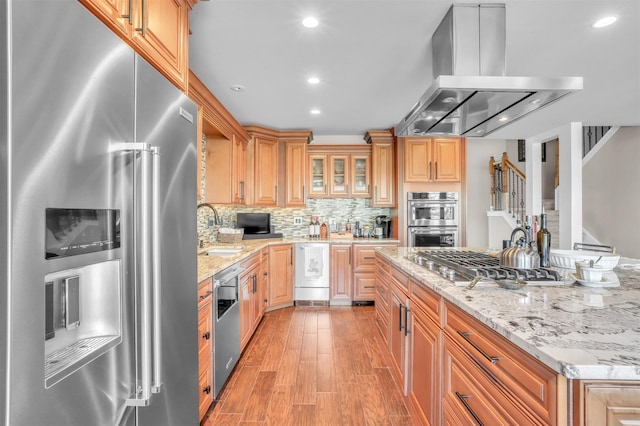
[433,138,461,182]
[253,137,278,206]
[365,131,395,207]
[255,137,278,205]
[329,155,350,196]
[350,155,371,197]
[307,146,372,198]
[308,154,328,197]
[233,136,247,204]
[285,140,307,207]
[80,0,191,91]
[404,137,461,183]
[204,134,247,205]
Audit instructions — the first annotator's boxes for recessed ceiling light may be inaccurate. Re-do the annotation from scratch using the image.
[307,77,320,84]
[498,116,509,122]
[530,98,543,105]
[302,17,318,28]
[593,16,617,28]
[310,109,321,115]
[230,85,245,92]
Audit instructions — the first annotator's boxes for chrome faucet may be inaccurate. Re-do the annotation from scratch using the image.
[197,203,221,225]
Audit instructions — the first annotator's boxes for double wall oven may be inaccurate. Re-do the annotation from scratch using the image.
[407,192,459,248]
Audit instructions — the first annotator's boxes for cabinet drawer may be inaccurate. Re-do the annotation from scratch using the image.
[198,278,213,310]
[375,254,390,273]
[410,279,440,324]
[445,302,557,424]
[354,272,377,300]
[443,336,532,425]
[353,246,377,271]
[198,362,213,420]
[240,252,260,270]
[198,304,212,361]
[390,264,409,293]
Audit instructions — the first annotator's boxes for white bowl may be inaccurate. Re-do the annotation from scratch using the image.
[549,249,619,270]
[575,261,604,282]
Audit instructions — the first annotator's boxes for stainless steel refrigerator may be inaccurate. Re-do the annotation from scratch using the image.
[1,1,199,424]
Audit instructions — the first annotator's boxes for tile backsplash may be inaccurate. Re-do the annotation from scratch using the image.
[197,198,392,242]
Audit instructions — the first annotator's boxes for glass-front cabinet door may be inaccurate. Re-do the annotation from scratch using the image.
[329,155,350,196]
[308,154,328,196]
[350,154,371,197]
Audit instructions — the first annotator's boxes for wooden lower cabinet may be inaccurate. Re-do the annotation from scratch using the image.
[268,244,293,308]
[374,258,563,426]
[389,279,410,395]
[240,250,269,352]
[374,255,390,343]
[197,278,213,421]
[239,254,260,351]
[573,380,640,425]
[409,292,441,425]
[330,244,352,303]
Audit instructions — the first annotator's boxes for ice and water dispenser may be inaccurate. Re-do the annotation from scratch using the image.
[43,208,122,388]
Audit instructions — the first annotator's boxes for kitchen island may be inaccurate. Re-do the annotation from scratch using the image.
[377,246,640,380]
[375,246,640,425]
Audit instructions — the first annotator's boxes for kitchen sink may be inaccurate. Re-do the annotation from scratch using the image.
[200,246,246,257]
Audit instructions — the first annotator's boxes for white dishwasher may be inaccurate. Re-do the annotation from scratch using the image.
[294,242,330,302]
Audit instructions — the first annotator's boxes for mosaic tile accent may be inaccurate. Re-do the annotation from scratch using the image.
[197,198,391,242]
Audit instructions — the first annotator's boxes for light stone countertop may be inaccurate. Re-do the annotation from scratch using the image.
[376,247,640,381]
[197,237,399,282]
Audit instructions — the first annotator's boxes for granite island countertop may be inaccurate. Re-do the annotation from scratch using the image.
[376,247,640,382]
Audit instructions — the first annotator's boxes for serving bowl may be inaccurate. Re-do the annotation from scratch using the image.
[549,249,619,270]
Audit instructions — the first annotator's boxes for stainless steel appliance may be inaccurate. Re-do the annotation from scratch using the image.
[407,192,459,247]
[1,2,199,424]
[294,243,330,302]
[408,250,565,286]
[213,266,243,398]
[395,4,582,137]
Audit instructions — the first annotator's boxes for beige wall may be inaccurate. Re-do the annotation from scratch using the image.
[583,126,640,258]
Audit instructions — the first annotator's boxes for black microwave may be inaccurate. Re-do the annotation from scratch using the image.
[236,213,270,235]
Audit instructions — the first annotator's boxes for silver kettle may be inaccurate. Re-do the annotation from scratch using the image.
[499,226,540,269]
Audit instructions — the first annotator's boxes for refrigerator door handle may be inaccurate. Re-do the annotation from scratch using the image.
[151,146,163,394]
[116,142,159,407]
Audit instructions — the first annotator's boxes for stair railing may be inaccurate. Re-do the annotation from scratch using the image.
[489,152,526,225]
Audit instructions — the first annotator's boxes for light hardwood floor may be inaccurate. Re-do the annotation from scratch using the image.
[201,305,420,425]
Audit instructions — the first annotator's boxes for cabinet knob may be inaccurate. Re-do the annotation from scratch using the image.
[202,331,211,340]
[203,385,211,395]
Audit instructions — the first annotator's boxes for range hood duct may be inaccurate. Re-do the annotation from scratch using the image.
[395,4,583,137]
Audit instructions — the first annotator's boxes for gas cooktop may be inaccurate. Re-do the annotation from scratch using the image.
[409,249,565,285]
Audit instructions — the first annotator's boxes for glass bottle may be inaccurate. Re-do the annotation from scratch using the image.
[320,218,328,240]
[537,213,551,267]
[314,216,320,238]
[309,216,315,239]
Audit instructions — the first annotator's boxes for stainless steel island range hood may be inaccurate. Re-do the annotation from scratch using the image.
[395,4,583,137]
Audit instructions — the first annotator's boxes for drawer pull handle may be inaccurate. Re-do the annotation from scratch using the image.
[455,392,485,426]
[364,256,375,260]
[364,286,375,288]
[199,290,213,300]
[457,331,499,364]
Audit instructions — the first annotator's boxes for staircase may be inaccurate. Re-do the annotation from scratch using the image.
[542,199,560,249]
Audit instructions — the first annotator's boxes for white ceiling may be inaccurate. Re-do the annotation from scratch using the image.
[189,0,640,139]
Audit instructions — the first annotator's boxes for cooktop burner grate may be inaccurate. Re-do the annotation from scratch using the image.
[413,249,563,283]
